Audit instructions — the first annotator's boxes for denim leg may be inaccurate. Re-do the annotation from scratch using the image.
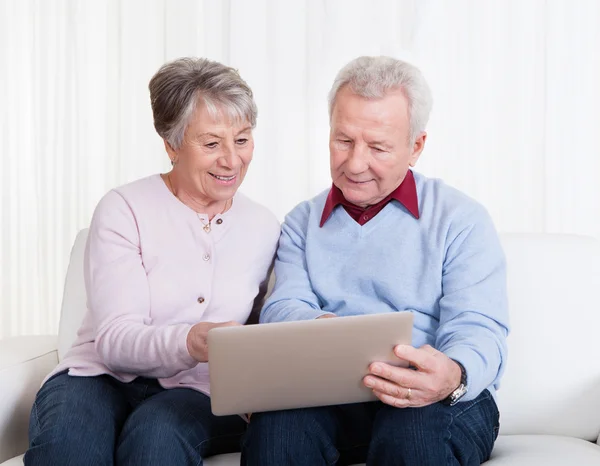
[24,372,131,466]
[242,407,338,466]
[115,387,246,466]
[367,390,500,466]
[242,403,377,466]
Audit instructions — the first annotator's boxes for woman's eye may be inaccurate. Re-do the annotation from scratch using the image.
[236,138,248,145]
[206,142,218,149]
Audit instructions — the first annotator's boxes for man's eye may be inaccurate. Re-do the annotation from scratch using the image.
[236,138,248,145]
[372,146,385,152]
[206,142,218,149]
[338,139,351,144]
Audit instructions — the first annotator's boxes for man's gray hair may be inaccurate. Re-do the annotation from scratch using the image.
[149,57,257,149]
[328,56,433,145]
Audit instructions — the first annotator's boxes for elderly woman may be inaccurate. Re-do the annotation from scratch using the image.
[24,58,280,465]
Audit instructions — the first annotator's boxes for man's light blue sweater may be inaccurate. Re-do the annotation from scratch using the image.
[260,171,510,401]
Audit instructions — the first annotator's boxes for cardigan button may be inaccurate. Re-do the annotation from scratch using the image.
[197,297,205,304]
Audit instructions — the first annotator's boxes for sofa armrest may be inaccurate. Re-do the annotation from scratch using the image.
[0,335,58,463]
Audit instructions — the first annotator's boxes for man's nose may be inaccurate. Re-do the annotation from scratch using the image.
[345,145,369,174]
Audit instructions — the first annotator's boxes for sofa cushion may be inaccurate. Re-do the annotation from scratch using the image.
[487,435,600,465]
[7,435,600,466]
[497,234,600,440]
[57,229,88,361]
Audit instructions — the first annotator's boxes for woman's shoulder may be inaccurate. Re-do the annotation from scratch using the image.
[96,174,165,209]
[111,174,163,199]
[91,175,167,226]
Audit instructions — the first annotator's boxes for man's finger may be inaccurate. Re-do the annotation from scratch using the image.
[393,345,436,372]
[372,389,411,409]
[420,344,438,355]
[363,375,405,398]
[368,363,421,388]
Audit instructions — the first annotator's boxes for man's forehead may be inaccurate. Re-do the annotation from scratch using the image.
[332,121,402,138]
[332,94,409,131]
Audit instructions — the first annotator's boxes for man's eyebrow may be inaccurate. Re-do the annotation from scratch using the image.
[368,139,393,148]
[333,131,352,139]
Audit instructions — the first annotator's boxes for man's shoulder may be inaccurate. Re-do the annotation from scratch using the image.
[284,188,330,224]
[415,172,490,222]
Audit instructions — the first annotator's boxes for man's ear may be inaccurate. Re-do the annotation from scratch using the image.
[409,132,427,167]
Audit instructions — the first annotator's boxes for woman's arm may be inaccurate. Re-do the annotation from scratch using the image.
[87,190,198,378]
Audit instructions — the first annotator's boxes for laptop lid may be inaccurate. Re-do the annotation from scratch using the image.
[208,312,413,416]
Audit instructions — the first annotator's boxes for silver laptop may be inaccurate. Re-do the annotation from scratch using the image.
[207,312,413,416]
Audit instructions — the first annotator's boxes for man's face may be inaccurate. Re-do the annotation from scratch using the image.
[329,85,426,208]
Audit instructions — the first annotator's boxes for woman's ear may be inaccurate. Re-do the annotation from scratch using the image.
[163,139,177,165]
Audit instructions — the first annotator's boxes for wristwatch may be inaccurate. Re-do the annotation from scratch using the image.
[441,360,468,406]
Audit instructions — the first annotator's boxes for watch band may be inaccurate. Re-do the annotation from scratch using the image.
[441,360,468,406]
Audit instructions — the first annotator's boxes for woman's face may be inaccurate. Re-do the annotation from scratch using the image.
[167,103,254,205]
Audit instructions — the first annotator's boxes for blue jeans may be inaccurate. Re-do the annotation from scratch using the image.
[25,371,246,466]
[242,390,499,466]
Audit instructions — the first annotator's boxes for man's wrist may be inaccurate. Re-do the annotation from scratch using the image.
[442,360,468,406]
[451,359,464,389]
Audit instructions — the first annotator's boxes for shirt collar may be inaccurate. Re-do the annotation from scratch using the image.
[320,170,420,227]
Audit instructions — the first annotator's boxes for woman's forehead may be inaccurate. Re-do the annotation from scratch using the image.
[189,104,251,133]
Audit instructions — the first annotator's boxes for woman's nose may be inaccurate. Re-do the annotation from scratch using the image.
[219,146,241,169]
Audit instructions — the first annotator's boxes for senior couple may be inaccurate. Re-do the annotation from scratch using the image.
[24,56,509,466]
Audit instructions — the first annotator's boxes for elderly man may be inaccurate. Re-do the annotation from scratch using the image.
[242,56,509,466]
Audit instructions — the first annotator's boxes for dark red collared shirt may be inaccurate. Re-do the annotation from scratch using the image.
[320,170,420,227]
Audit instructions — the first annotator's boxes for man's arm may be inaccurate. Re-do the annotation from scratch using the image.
[363,205,509,407]
[260,203,331,323]
[435,206,510,401]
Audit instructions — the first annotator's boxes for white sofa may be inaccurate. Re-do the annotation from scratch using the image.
[1,230,600,465]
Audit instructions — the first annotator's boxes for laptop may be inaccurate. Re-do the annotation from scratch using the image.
[207,312,414,416]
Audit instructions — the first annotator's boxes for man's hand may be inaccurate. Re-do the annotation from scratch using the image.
[186,321,241,362]
[363,344,462,408]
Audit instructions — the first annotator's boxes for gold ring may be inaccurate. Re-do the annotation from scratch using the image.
[406,388,412,400]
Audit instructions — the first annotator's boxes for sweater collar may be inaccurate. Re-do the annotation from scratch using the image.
[320,170,420,227]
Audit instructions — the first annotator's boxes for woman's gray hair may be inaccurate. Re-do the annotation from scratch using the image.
[328,56,433,145]
[149,57,257,149]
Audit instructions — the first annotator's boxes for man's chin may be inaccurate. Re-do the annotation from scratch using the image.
[341,193,372,208]
[339,185,367,200]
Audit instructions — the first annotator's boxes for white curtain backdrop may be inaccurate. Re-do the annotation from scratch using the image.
[1,0,599,338]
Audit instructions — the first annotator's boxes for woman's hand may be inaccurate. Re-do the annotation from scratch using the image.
[186,321,240,362]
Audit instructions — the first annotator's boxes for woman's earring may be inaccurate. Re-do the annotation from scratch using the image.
[171,159,176,166]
